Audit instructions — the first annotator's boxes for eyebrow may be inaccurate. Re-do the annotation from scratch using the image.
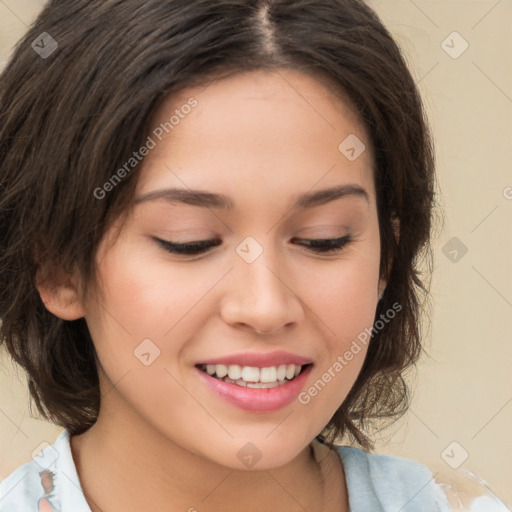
[134,183,370,210]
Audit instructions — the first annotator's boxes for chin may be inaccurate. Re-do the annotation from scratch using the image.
[207,435,312,472]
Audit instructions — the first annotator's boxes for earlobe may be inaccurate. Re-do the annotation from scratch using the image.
[36,273,86,321]
[378,278,386,301]
[378,215,400,301]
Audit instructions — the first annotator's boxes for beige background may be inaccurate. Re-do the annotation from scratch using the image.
[1,0,511,506]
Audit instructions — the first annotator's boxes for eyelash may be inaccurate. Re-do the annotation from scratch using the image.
[155,235,353,256]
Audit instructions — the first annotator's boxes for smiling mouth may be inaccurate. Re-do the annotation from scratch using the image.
[195,363,313,388]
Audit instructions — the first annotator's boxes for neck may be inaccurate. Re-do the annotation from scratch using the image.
[70,401,348,512]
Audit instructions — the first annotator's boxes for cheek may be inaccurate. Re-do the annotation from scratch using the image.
[295,268,375,421]
[84,242,202,420]
[91,236,208,341]
[300,248,380,343]
[314,269,377,330]
[86,235,232,391]
[294,245,380,407]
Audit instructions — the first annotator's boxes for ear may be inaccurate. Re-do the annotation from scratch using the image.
[36,268,86,321]
[378,215,401,299]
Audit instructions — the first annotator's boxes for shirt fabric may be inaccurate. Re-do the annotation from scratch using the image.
[0,430,504,511]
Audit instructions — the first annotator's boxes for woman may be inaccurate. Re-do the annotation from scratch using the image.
[0,1,505,510]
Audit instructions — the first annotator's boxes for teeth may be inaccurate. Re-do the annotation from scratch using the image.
[241,366,260,382]
[246,380,280,389]
[201,363,305,384]
[276,364,287,381]
[227,365,242,380]
[214,364,228,378]
[260,366,277,383]
[222,377,283,388]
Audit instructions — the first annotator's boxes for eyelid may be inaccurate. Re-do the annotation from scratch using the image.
[153,234,353,257]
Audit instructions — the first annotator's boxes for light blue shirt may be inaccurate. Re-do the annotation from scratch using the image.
[0,430,508,511]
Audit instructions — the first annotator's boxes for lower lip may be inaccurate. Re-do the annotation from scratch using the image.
[195,364,313,412]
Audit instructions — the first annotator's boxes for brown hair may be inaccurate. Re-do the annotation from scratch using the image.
[0,0,439,451]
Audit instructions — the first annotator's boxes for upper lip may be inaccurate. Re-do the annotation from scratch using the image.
[195,350,313,368]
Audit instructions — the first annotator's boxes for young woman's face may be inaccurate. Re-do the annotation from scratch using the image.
[85,68,383,469]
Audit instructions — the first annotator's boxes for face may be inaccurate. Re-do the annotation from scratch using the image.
[82,68,383,470]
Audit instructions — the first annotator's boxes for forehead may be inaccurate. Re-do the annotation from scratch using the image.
[135,68,375,210]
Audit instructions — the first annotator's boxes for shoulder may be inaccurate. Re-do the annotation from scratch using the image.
[335,445,509,512]
[430,466,511,512]
[0,456,46,511]
[0,429,91,512]
[336,445,451,511]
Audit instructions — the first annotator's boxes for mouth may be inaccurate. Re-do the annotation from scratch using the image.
[194,361,314,412]
[195,363,313,389]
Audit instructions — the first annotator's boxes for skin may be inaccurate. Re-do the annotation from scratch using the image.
[39,471,54,494]
[38,68,392,512]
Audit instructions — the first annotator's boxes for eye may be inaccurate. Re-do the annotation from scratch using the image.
[155,237,222,255]
[292,235,353,254]
[154,235,353,256]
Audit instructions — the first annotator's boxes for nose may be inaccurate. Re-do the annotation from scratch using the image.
[219,247,304,335]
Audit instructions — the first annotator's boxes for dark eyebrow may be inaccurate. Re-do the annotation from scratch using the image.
[134,184,370,210]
